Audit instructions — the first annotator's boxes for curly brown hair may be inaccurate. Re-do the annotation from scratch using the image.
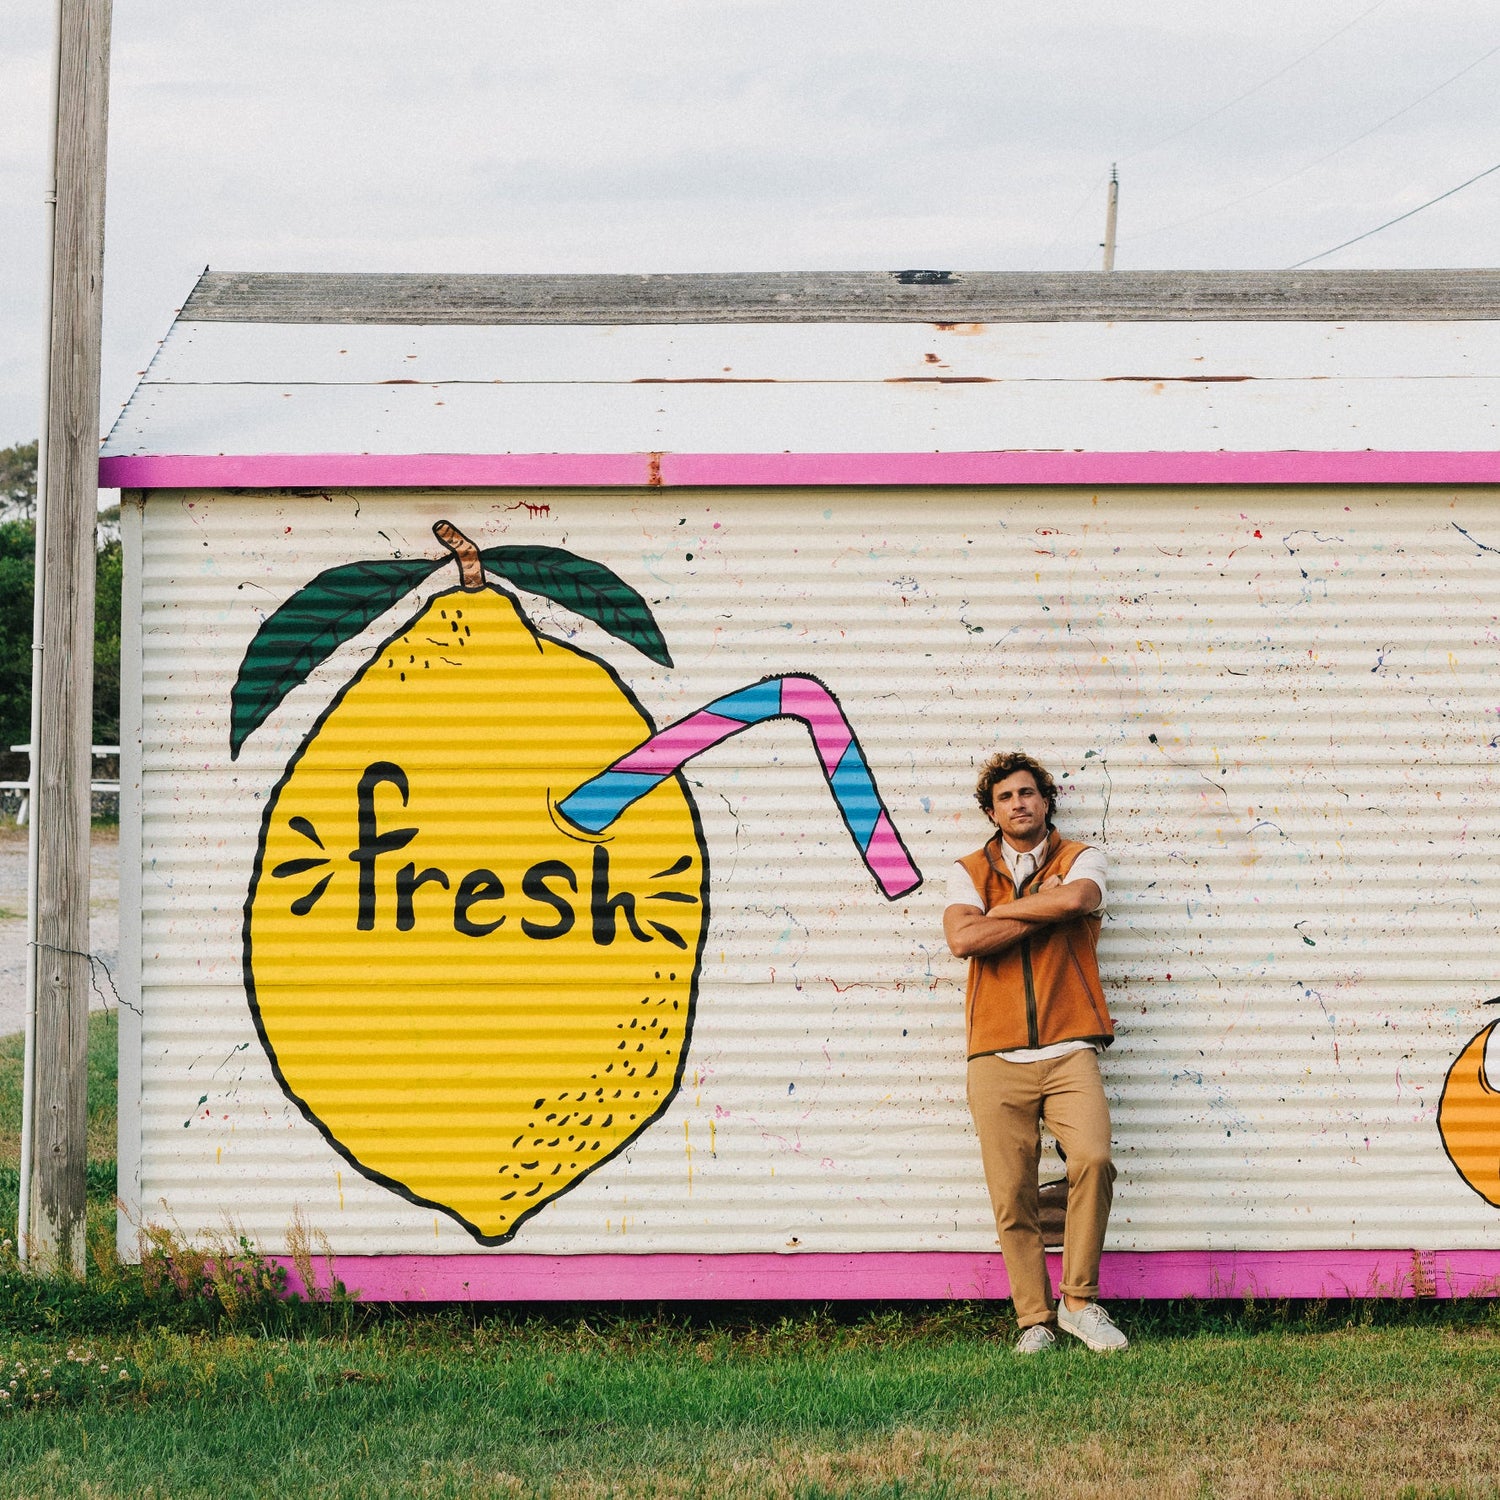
[973,751,1058,824]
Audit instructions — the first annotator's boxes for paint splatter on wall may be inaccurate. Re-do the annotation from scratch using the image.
[133,488,1500,1257]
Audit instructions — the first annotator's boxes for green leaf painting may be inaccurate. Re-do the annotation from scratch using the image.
[478,545,673,671]
[230,540,671,757]
[230,558,442,757]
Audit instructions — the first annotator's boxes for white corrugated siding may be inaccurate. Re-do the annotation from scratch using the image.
[129,485,1500,1255]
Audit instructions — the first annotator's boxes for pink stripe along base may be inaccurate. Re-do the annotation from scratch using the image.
[269,1250,1500,1303]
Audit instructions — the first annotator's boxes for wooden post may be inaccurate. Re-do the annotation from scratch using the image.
[23,0,111,1276]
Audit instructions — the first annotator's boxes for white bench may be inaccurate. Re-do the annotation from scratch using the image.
[8,744,121,825]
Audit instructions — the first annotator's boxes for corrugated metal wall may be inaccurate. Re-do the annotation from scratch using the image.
[125,485,1500,1256]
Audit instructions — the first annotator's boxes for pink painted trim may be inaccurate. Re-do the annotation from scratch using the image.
[272,1249,1500,1303]
[98,450,1500,491]
[664,451,1500,487]
[98,453,648,489]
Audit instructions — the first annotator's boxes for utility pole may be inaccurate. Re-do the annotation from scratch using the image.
[20,0,112,1276]
[1102,164,1119,272]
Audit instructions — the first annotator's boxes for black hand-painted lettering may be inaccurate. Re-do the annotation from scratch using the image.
[349,762,418,931]
[396,863,451,932]
[590,844,653,946]
[454,868,506,937]
[521,859,577,939]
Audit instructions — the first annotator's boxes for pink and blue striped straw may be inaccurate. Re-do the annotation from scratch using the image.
[556,674,922,900]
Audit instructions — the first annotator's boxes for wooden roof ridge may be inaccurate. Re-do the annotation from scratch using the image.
[180,268,1500,325]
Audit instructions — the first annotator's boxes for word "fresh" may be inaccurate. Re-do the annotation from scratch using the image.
[270,761,698,947]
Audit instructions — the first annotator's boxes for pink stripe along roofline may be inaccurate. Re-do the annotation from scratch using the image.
[271,1249,1500,1302]
[98,450,1500,490]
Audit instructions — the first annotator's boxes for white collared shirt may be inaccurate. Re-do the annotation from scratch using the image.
[947,833,1108,1064]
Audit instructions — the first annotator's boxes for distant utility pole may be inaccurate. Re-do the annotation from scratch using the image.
[20,0,111,1276]
[1102,165,1119,272]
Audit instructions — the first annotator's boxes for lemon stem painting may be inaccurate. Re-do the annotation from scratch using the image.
[233,520,922,1245]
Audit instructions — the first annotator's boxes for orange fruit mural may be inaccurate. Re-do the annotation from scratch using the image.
[1438,1019,1500,1208]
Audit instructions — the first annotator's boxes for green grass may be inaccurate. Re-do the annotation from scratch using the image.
[0,1007,117,1176]
[1,1312,1499,1497]
[3,1014,1500,1495]
[0,1010,118,1283]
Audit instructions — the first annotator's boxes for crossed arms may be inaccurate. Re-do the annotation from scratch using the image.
[943,875,1103,961]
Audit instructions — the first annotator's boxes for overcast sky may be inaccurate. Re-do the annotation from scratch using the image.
[2,0,1498,447]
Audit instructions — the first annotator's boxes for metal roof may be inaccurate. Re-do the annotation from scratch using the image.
[99,268,1500,486]
[181,268,1500,324]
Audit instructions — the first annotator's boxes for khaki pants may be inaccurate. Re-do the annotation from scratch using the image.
[966,1048,1116,1328]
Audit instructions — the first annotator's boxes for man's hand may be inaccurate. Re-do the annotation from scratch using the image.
[943,877,1101,960]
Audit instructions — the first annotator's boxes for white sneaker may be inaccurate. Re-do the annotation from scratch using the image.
[1056,1301,1128,1351]
[1014,1324,1057,1355]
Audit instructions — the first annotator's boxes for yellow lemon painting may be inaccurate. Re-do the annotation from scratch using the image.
[238,521,920,1245]
[241,523,707,1244]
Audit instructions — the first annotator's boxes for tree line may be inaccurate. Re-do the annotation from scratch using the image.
[0,440,121,748]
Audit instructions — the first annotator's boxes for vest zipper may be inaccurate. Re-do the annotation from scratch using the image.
[980,832,1052,1050]
[1021,941,1040,1048]
[1016,843,1046,1049]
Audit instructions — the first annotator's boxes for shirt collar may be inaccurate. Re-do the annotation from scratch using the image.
[998,831,1051,875]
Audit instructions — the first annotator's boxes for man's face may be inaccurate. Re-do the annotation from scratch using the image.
[988,770,1049,848]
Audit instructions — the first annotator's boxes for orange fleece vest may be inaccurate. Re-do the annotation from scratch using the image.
[958,832,1114,1059]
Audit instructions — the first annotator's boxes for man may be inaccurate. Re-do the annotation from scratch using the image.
[943,751,1126,1354]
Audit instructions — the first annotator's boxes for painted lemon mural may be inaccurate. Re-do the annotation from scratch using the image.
[237,521,921,1244]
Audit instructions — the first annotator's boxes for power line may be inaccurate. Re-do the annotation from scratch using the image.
[1124,38,1500,244]
[1120,0,1394,164]
[1037,173,1110,269]
[1288,157,1500,267]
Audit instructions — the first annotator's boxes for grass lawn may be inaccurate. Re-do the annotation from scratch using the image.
[2,1313,1500,1497]
[0,1008,118,1175]
[3,1016,1500,1497]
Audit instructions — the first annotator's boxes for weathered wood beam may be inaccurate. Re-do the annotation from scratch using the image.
[24,0,111,1277]
[180,268,1500,324]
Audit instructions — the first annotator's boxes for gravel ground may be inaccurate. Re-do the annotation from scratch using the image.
[0,825,118,1038]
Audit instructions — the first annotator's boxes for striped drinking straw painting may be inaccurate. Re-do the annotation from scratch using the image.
[556,673,923,901]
